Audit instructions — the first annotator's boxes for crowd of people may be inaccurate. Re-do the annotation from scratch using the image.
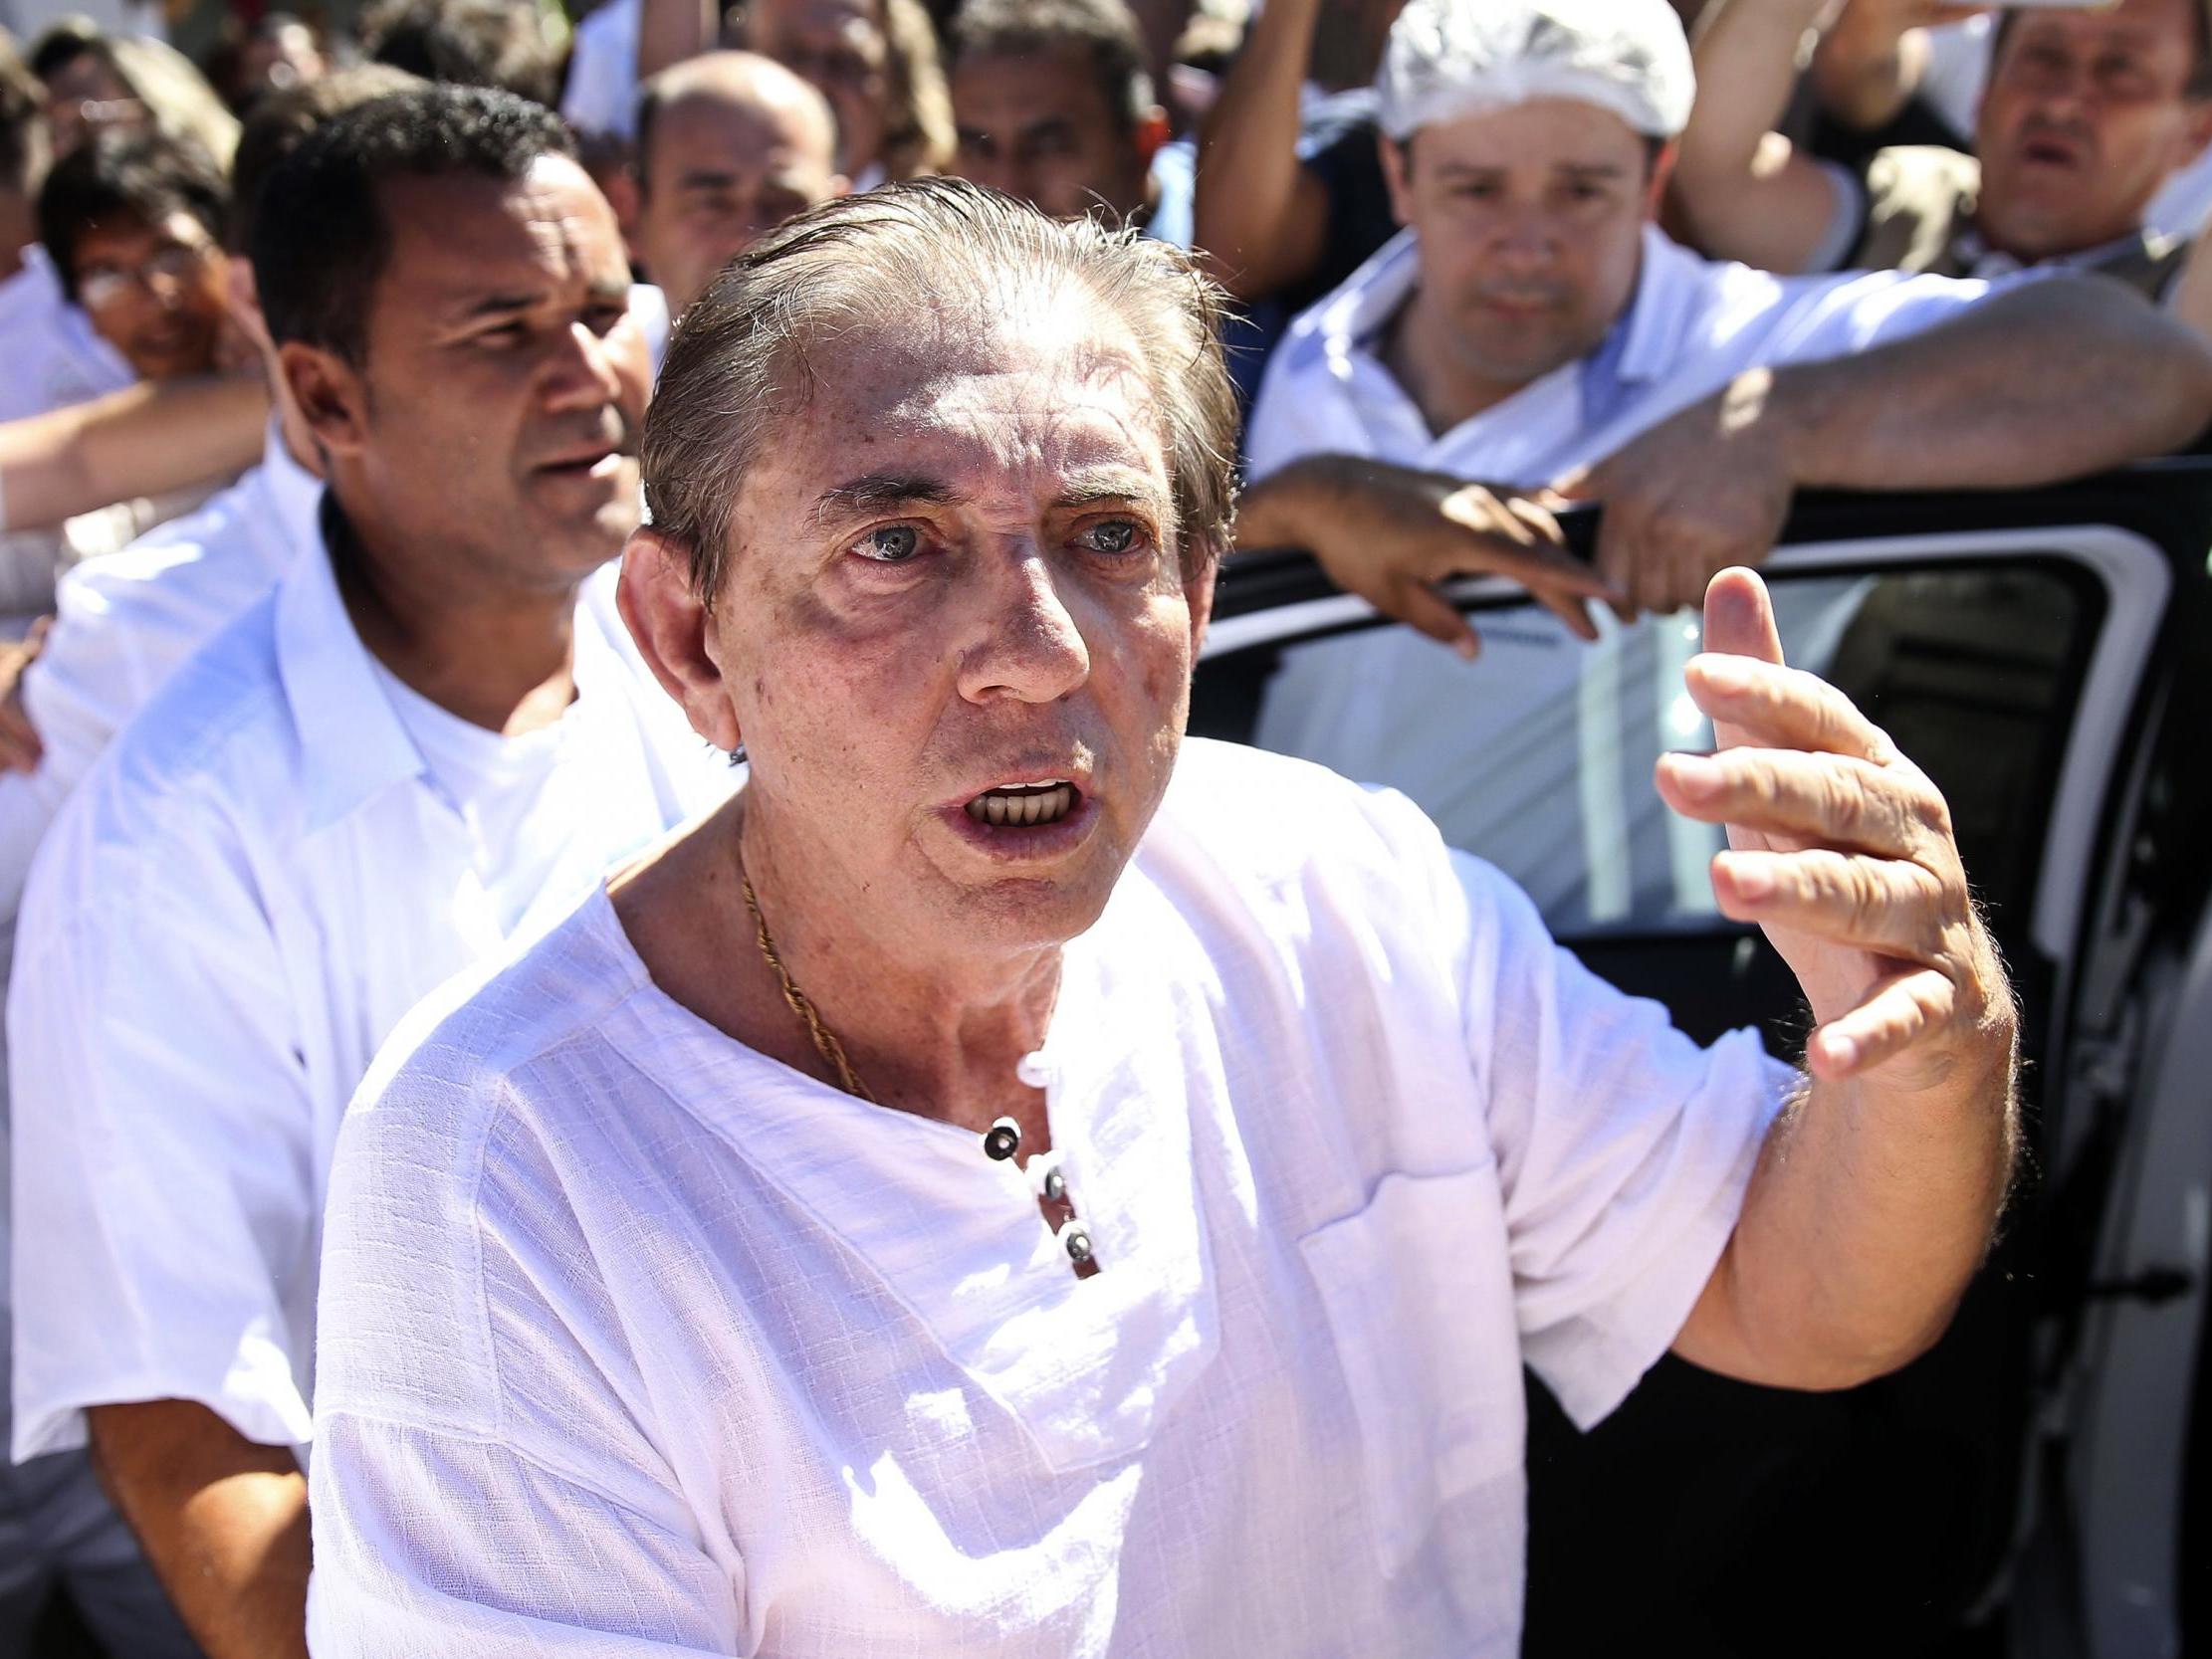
[0,0,2206,1651]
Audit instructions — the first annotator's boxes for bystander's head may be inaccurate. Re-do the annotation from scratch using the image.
[1374,0,1689,395]
[37,129,229,379]
[1975,0,2212,264]
[948,0,1168,225]
[229,13,331,112]
[0,32,47,277]
[634,51,845,315]
[740,0,955,182]
[252,85,650,587]
[358,0,563,108]
[31,24,239,165]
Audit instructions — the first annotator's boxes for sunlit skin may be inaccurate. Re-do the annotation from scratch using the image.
[619,282,1214,1130]
[637,59,846,314]
[952,47,1162,223]
[1380,98,1668,435]
[287,155,650,600]
[1975,0,2212,262]
[73,208,228,379]
[746,0,893,179]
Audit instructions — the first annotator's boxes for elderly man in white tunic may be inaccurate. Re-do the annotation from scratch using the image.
[306,179,2017,1657]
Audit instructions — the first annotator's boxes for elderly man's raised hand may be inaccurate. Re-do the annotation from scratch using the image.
[1235,454,1622,656]
[1654,568,2011,1090]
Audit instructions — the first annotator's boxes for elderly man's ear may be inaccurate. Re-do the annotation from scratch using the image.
[618,526,746,753]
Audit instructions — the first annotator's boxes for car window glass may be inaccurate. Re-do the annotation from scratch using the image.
[1223,566,2093,941]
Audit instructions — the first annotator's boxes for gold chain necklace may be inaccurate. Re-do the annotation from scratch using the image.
[739,860,876,1104]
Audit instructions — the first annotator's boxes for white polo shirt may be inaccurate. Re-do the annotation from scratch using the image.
[1242,223,2017,488]
[7,521,735,1461]
[305,738,1791,1658]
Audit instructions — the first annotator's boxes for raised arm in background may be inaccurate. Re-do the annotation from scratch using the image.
[1810,0,1990,132]
[1671,0,1852,271]
[636,0,718,86]
[0,373,267,534]
[1192,0,1329,299]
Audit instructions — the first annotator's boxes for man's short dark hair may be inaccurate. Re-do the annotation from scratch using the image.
[36,128,228,300]
[251,83,573,363]
[0,30,46,197]
[228,63,423,252]
[357,0,561,108]
[948,0,1154,128]
[1992,0,2212,101]
[28,17,100,84]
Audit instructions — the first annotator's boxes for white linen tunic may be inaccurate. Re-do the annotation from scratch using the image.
[307,738,1792,1657]
[1241,223,2027,489]
[7,519,736,1461]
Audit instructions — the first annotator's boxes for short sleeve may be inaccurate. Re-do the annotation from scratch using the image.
[7,774,318,1457]
[1442,843,1794,1428]
[309,1416,740,1657]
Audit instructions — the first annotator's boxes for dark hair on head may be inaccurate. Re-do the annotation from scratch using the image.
[948,0,1154,128]
[647,177,1238,597]
[28,16,100,83]
[228,63,423,252]
[36,127,227,299]
[1993,0,2212,100]
[0,29,46,195]
[357,0,561,108]
[251,82,572,362]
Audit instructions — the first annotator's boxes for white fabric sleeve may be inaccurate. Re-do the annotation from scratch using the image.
[308,1416,740,1656]
[1755,264,2052,371]
[1438,837,1794,1429]
[1803,157,1868,276]
[7,777,317,1457]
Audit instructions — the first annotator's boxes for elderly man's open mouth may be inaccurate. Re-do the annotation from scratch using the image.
[947,776,1098,855]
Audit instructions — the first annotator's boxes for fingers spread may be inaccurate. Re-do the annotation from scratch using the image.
[1683,654,1896,762]
[1656,747,1942,859]
[1710,847,1955,959]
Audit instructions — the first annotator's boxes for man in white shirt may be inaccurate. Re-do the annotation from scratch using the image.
[8,85,734,1659]
[630,49,846,348]
[1239,0,2212,624]
[309,177,2018,1657]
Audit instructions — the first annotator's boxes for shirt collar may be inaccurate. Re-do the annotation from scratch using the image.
[1957,219,2171,279]
[275,500,431,833]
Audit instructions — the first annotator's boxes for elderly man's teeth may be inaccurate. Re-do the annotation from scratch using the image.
[966,784,1076,827]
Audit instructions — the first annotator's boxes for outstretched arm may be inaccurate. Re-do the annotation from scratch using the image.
[1555,274,2212,612]
[1671,0,1855,272]
[0,373,267,533]
[1665,569,2016,1387]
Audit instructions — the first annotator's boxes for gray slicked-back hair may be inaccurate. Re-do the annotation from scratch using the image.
[644,177,1239,600]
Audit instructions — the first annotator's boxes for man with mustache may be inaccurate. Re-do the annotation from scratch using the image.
[1673,0,2212,304]
[1240,0,2212,630]
[6,85,732,1659]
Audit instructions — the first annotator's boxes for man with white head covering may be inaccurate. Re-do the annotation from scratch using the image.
[1239,0,2212,626]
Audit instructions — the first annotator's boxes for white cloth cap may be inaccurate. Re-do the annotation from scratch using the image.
[1377,0,1695,142]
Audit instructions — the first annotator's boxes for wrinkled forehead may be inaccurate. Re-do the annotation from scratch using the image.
[741,293,1176,527]
[377,154,626,308]
[655,89,836,180]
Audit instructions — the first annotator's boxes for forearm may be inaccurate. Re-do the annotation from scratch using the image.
[1810,1,1925,129]
[90,1398,311,1659]
[1680,0,1828,185]
[636,0,714,83]
[1709,1007,2017,1385]
[0,375,266,532]
[1766,279,2212,490]
[1193,0,1324,298]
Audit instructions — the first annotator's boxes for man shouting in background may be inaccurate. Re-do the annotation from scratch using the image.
[309,180,2023,1658]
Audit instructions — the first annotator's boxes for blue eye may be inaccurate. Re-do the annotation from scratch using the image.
[1079,519,1141,555]
[857,524,921,562]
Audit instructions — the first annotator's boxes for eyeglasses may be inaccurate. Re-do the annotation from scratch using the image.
[77,240,215,312]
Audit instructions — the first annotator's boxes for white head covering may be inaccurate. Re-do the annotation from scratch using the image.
[1376,0,1696,142]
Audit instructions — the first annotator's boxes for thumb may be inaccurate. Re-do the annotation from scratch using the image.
[1700,566,1784,667]
[1700,566,1784,752]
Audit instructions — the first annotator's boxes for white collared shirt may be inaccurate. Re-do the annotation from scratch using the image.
[7,521,735,1461]
[1242,224,2018,488]
[0,247,132,428]
[305,738,1790,1658]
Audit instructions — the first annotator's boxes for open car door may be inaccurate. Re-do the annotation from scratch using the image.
[1193,460,2212,1658]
